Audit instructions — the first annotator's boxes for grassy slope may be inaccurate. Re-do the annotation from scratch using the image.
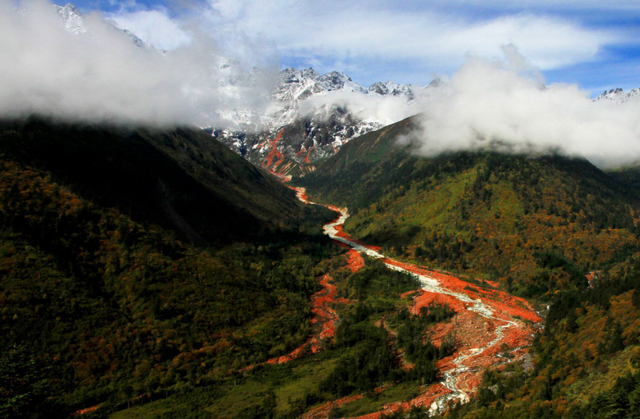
[299,117,640,297]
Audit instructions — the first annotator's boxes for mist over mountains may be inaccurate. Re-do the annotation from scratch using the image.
[5,2,640,418]
[3,1,640,169]
[405,48,640,168]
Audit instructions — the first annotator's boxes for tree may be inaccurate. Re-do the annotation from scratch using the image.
[0,346,61,419]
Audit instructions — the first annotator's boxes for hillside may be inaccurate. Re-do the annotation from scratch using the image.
[293,116,640,418]
[299,117,640,298]
[0,118,339,417]
[439,258,640,419]
[0,117,310,245]
[607,165,640,191]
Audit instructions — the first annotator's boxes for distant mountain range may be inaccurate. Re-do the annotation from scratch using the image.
[52,3,640,177]
[52,3,430,173]
[213,65,436,176]
[594,87,640,104]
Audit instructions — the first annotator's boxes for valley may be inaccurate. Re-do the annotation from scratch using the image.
[4,1,640,418]
[3,116,640,419]
[279,184,540,417]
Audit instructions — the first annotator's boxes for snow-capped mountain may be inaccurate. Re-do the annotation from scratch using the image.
[50,3,420,175]
[594,87,640,104]
[55,3,152,49]
[273,68,414,104]
[54,3,85,34]
[213,64,421,175]
[368,81,415,100]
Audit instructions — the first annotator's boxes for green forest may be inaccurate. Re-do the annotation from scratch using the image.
[4,116,640,418]
[300,117,640,299]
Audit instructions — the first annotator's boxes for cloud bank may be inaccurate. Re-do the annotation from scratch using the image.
[205,0,622,85]
[0,0,271,126]
[406,47,640,168]
[299,91,418,127]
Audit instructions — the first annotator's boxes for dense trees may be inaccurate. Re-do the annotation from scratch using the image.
[0,346,62,419]
[443,256,640,419]
[0,149,336,413]
[301,125,640,299]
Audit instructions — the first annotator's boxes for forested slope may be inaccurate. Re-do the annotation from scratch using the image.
[440,259,640,419]
[0,117,308,245]
[299,117,640,298]
[0,119,336,417]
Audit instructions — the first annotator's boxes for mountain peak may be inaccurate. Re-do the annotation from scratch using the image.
[54,2,86,34]
[318,71,364,93]
[593,87,640,104]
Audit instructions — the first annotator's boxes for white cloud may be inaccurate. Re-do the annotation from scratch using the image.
[204,0,621,82]
[406,47,640,168]
[425,0,640,11]
[0,0,271,126]
[107,9,192,50]
[300,91,418,126]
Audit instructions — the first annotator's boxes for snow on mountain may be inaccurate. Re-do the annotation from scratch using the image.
[273,68,414,104]
[368,81,415,100]
[55,3,153,49]
[54,3,85,34]
[213,63,423,175]
[594,87,640,104]
[48,4,417,173]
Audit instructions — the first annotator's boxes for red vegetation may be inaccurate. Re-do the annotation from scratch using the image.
[303,386,389,419]
[384,259,541,324]
[411,290,467,314]
[331,223,383,252]
[586,270,602,287]
[270,178,542,417]
[265,273,341,365]
[309,206,539,417]
[287,186,309,202]
[400,289,420,299]
[71,405,101,416]
[302,394,365,419]
[345,249,365,272]
[263,130,285,170]
[304,146,315,164]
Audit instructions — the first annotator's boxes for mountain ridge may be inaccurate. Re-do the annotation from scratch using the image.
[0,117,320,245]
[298,116,640,297]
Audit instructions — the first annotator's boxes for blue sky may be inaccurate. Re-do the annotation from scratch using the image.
[60,0,640,96]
